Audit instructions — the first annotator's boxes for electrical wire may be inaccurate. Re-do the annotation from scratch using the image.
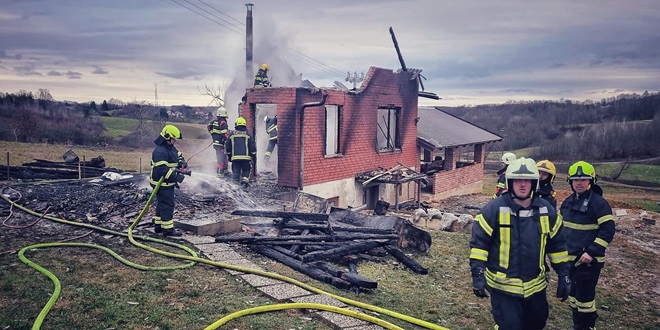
[196,0,245,26]
[168,0,243,35]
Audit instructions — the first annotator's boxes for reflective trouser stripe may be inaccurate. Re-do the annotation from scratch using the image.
[569,296,597,313]
[485,269,547,298]
[161,219,175,229]
[154,216,162,225]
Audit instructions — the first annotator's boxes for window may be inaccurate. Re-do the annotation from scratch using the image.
[325,105,341,156]
[377,107,400,151]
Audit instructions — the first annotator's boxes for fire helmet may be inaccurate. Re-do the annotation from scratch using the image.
[160,124,182,140]
[264,116,269,123]
[505,157,539,197]
[536,159,556,183]
[216,106,228,117]
[500,152,517,165]
[568,161,597,183]
[235,117,247,127]
[261,63,269,71]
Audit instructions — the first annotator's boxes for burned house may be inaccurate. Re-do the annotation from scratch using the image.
[417,107,502,200]
[239,66,422,210]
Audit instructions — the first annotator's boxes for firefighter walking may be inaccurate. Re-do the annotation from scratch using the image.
[149,125,187,237]
[560,161,615,330]
[264,115,278,162]
[226,117,257,189]
[470,157,571,330]
[207,106,230,178]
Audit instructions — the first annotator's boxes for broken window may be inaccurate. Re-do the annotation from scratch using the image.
[377,107,400,151]
[325,105,341,156]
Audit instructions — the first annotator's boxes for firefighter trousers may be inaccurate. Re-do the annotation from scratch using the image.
[490,289,548,330]
[231,160,252,186]
[265,139,277,158]
[153,186,175,228]
[569,263,602,329]
[213,145,229,174]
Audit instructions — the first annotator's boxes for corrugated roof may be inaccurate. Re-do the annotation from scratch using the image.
[417,107,502,149]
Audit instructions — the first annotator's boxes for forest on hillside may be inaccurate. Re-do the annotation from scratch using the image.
[441,92,660,162]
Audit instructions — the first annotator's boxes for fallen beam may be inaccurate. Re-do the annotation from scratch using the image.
[384,245,428,275]
[301,241,386,263]
[215,233,399,243]
[312,262,378,289]
[232,209,329,222]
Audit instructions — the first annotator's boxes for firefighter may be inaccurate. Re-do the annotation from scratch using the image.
[560,161,615,330]
[470,157,571,330]
[226,117,257,188]
[536,159,558,209]
[207,106,230,177]
[149,124,186,237]
[254,63,270,88]
[264,115,278,161]
[493,152,516,198]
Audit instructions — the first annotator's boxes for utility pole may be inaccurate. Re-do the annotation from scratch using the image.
[345,71,364,90]
[154,84,158,107]
[246,3,254,85]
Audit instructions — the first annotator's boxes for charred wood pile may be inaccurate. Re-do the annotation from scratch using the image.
[1,149,124,181]
[215,208,432,292]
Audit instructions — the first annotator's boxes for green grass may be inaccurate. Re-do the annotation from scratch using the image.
[96,116,209,141]
[596,163,660,185]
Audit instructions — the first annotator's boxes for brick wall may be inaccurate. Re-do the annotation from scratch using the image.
[241,67,420,190]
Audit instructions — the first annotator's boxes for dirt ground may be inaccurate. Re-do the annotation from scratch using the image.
[2,175,659,325]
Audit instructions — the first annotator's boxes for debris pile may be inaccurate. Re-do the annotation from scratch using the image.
[216,207,432,292]
[1,149,122,181]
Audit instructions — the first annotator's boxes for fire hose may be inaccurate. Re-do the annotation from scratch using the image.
[1,178,449,330]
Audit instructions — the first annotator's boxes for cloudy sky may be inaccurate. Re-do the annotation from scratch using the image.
[1,0,658,107]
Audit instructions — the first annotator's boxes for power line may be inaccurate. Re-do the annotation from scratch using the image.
[179,0,245,33]
[196,0,245,26]
[290,53,346,79]
[168,0,243,35]
[289,47,346,77]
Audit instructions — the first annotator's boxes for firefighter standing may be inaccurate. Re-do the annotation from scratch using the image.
[207,106,230,177]
[264,115,278,161]
[560,161,615,330]
[254,64,270,88]
[470,157,571,330]
[493,152,516,198]
[226,117,257,188]
[149,125,186,237]
[536,159,558,209]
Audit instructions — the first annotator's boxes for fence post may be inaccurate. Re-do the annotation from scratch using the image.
[139,158,142,174]
[6,151,9,180]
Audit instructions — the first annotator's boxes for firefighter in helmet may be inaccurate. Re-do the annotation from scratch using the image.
[225,117,257,188]
[264,115,278,161]
[560,161,615,330]
[149,124,187,237]
[470,157,570,329]
[493,152,516,198]
[207,106,230,177]
[536,159,558,209]
[254,63,270,88]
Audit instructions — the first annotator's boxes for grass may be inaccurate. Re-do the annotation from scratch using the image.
[596,163,660,185]
[96,116,210,141]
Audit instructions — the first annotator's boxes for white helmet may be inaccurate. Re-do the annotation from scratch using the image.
[264,116,269,123]
[500,152,517,165]
[505,157,539,197]
[216,106,228,117]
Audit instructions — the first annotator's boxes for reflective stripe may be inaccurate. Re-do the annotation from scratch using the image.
[519,209,534,217]
[475,214,493,236]
[496,182,506,188]
[540,215,550,233]
[548,251,569,264]
[485,269,547,298]
[164,168,175,180]
[598,214,614,225]
[550,214,563,238]
[152,160,177,167]
[267,124,277,133]
[539,215,549,270]
[470,248,489,261]
[594,237,609,248]
[498,209,511,269]
[563,221,599,230]
[575,299,597,313]
[265,151,272,157]
[570,255,606,264]
[269,136,277,141]
[161,219,175,229]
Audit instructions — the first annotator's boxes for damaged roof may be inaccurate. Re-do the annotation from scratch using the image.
[417,107,502,149]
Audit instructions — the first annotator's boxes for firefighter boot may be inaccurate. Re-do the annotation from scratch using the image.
[154,217,163,233]
[162,228,183,237]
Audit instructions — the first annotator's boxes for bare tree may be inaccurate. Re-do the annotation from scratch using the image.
[198,82,227,107]
[611,157,632,182]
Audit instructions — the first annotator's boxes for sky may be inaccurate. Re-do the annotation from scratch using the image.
[1,0,659,108]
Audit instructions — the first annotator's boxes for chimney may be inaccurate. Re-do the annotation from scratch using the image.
[246,3,254,85]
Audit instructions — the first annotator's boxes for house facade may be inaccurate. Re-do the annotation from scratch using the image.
[238,67,421,209]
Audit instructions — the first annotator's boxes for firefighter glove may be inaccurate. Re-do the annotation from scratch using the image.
[471,268,489,298]
[556,275,571,302]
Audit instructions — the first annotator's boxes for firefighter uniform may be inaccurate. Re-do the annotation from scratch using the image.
[149,125,185,236]
[226,117,256,188]
[208,109,230,177]
[560,161,615,330]
[264,116,278,159]
[254,64,270,88]
[470,157,570,330]
[493,152,516,198]
[537,160,558,209]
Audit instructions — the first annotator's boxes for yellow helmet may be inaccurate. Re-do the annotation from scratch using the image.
[536,159,556,182]
[160,124,181,140]
[568,161,596,183]
[261,63,269,71]
[216,106,228,117]
[235,117,247,127]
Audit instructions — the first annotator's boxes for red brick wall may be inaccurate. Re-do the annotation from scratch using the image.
[432,162,485,195]
[241,67,420,188]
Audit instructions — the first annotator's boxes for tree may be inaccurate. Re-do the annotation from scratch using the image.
[90,101,97,110]
[101,100,109,112]
[159,108,169,119]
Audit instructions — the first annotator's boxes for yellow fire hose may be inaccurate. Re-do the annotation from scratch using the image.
[2,177,450,330]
